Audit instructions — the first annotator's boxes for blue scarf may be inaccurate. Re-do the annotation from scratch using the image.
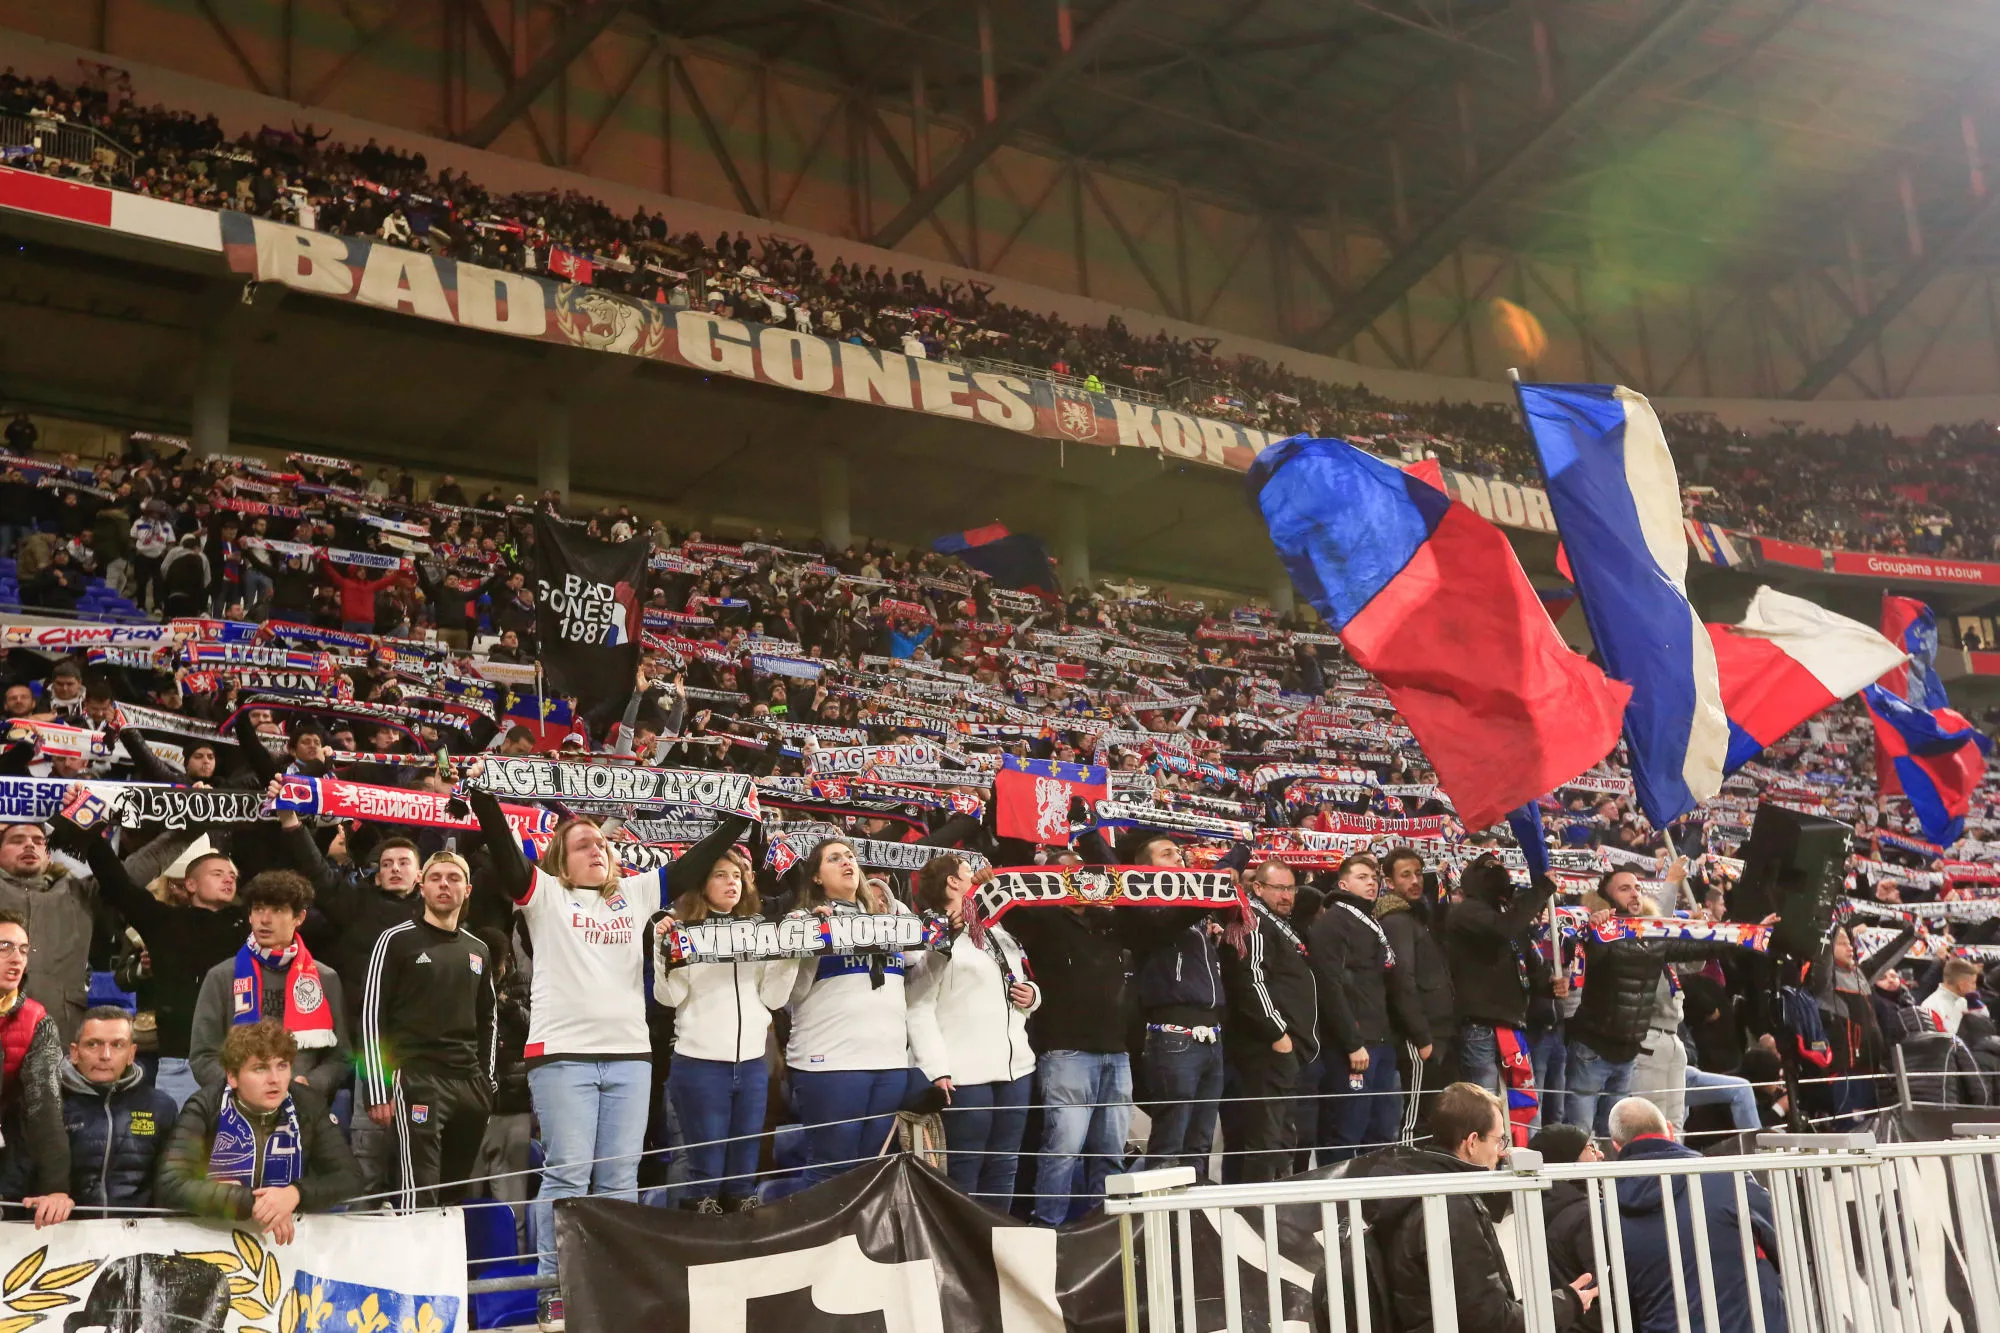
[210,1089,302,1189]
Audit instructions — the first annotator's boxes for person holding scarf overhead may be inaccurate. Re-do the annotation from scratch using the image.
[156,1020,359,1238]
[187,871,350,1102]
[466,756,765,1323]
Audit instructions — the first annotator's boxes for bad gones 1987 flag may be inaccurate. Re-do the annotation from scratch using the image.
[532,513,647,706]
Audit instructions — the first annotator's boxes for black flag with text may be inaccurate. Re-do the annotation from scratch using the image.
[531,513,646,715]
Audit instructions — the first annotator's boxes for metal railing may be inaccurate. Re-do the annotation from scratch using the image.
[1105,1127,2000,1333]
[0,111,134,175]
[952,354,1165,405]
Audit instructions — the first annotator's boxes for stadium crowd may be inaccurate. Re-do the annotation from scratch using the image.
[0,427,1988,1332]
[4,66,2000,564]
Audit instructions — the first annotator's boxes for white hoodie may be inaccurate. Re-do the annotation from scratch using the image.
[781,899,915,1074]
[654,921,793,1064]
[906,925,1040,1086]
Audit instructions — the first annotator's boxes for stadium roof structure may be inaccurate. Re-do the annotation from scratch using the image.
[598,0,2000,393]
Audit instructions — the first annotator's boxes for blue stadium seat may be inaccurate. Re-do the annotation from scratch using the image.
[461,1197,537,1329]
[85,970,136,1011]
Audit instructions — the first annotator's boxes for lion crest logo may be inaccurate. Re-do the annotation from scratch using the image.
[551,284,667,359]
[1052,385,1101,441]
[1071,869,1116,903]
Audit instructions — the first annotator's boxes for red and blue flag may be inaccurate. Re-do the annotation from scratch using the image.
[1862,683,1991,846]
[1248,434,1628,833]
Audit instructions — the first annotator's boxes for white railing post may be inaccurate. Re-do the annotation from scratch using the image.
[1107,1166,1197,1333]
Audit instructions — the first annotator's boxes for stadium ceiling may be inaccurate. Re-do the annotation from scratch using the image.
[564,0,2000,383]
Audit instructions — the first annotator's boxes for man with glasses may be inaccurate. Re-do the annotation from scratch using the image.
[0,910,73,1226]
[5,1005,176,1220]
[1358,1083,1598,1332]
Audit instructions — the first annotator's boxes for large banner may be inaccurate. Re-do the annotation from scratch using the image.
[531,512,646,710]
[0,1211,466,1333]
[557,1156,1127,1333]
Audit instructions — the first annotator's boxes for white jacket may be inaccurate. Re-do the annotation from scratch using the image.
[1919,986,1971,1036]
[781,900,915,1074]
[654,920,793,1063]
[907,925,1040,1086]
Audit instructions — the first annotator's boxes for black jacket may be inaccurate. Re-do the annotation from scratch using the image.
[1375,894,1453,1038]
[53,1062,177,1209]
[1309,890,1430,1055]
[1132,910,1226,1027]
[1221,898,1319,1062]
[1357,1147,1586,1333]
[154,1082,359,1221]
[1570,931,1734,1065]
[1446,868,1557,1029]
[1543,1179,1600,1330]
[1007,907,1133,1054]
[282,823,424,1028]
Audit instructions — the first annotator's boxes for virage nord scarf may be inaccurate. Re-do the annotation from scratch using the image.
[656,910,953,965]
[210,1090,303,1190]
[232,936,337,1048]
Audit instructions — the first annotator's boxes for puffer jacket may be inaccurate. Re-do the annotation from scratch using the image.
[1570,933,1737,1065]
[0,995,67,1196]
[154,1082,360,1221]
[55,1060,178,1208]
[1356,1146,1587,1333]
[1616,1135,1787,1333]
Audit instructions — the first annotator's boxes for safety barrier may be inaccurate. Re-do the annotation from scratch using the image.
[1104,1126,2000,1333]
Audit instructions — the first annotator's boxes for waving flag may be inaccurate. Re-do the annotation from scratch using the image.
[1862,684,1991,846]
[1875,594,1950,797]
[1880,595,1948,708]
[1248,434,1628,834]
[994,754,1107,845]
[1517,381,1727,827]
[933,524,1061,597]
[1707,587,1907,773]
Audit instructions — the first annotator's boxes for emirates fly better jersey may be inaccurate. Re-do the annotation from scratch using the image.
[518,866,664,1064]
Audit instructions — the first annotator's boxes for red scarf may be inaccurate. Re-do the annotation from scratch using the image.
[232,936,338,1049]
[1493,1026,1539,1148]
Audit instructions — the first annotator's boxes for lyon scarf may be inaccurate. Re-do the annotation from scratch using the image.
[231,936,338,1049]
[209,1090,303,1189]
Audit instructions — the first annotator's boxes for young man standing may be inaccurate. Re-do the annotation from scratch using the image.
[188,872,350,1102]
[1220,860,1318,1181]
[359,851,496,1208]
[156,1020,359,1238]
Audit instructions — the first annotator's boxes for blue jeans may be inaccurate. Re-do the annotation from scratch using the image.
[791,1067,907,1190]
[943,1073,1032,1208]
[1034,1050,1132,1226]
[1529,1025,1568,1130]
[1141,1027,1224,1174]
[1318,1042,1401,1160]
[668,1056,767,1200]
[154,1056,200,1111]
[1459,1023,1501,1092]
[1563,1040,1635,1135]
[1684,1067,1761,1132]
[528,1059,650,1278]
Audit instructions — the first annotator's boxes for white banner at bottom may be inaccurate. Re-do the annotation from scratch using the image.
[0,1211,466,1333]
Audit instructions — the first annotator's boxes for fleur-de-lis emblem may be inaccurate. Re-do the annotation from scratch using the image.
[302,1283,336,1333]
[399,1301,444,1333]
[345,1292,389,1333]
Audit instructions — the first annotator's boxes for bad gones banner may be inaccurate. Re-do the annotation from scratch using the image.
[0,1211,466,1333]
[532,512,646,709]
[557,1154,1338,1333]
[472,756,761,821]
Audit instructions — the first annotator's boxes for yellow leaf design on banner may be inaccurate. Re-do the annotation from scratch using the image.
[233,1232,264,1273]
[3,1295,73,1313]
[302,1283,335,1333]
[1,1250,44,1297]
[30,1262,95,1292]
[182,1251,243,1273]
[398,1302,444,1333]
[279,1287,301,1333]
[229,1277,258,1298]
[262,1253,281,1306]
[232,1297,273,1321]
[0,1313,45,1333]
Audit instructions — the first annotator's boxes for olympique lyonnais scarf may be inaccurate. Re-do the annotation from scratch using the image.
[240,536,410,571]
[232,935,337,1047]
[470,755,762,821]
[259,620,375,652]
[807,741,943,776]
[970,866,1251,945]
[272,774,556,844]
[758,776,983,820]
[1249,763,1377,791]
[656,910,953,965]
[1493,1027,1538,1148]
[183,642,338,674]
[209,1089,303,1190]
